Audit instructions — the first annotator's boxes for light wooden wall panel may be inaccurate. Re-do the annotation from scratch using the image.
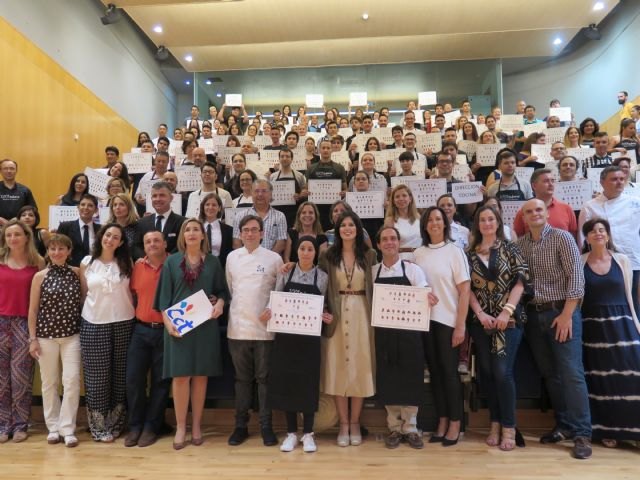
[0,17,138,225]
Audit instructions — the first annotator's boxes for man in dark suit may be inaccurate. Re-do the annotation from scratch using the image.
[57,194,100,267]
[133,181,185,260]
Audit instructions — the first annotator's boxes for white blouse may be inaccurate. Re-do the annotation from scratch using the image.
[81,257,134,324]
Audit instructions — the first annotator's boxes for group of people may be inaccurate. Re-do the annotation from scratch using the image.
[0,93,639,461]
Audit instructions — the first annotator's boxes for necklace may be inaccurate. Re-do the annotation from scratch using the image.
[342,257,355,289]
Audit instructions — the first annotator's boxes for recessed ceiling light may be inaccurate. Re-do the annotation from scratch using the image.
[216,92,222,98]
[152,24,163,33]
[361,12,369,20]
[184,54,193,62]
[593,2,605,11]
[205,80,212,85]
[553,37,562,46]
[185,80,191,85]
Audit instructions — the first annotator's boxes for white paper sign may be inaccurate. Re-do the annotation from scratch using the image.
[549,107,572,122]
[586,168,604,194]
[48,206,80,231]
[498,115,524,131]
[456,153,468,166]
[225,94,242,107]
[174,166,201,193]
[372,284,431,332]
[372,150,394,172]
[418,91,437,106]
[544,127,568,144]
[521,123,545,136]
[123,152,152,174]
[500,201,526,229]
[213,135,230,147]
[146,193,182,215]
[224,207,249,227]
[331,151,352,170]
[444,110,461,128]
[305,94,324,109]
[475,144,503,167]
[292,152,307,171]
[164,290,213,336]
[217,146,241,165]
[246,159,270,177]
[308,179,342,204]
[394,178,446,208]
[555,180,593,210]
[514,166,535,184]
[84,167,111,199]
[267,291,324,336]
[452,163,472,182]
[198,137,215,154]
[349,92,367,107]
[458,140,477,157]
[531,144,554,164]
[345,191,385,219]
[567,147,595,162]
[259,149,281,168]
[612,150,638,168]
[169,140,183,157]
[451,182,483,204]
[270,181,296,206]
[417,133,442,153]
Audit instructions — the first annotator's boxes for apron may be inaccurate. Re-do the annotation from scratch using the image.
[374,261,425,406]
[267,267,322,413]
[495,177,526,201]
[273,170,301,229]
[234,194,254,209]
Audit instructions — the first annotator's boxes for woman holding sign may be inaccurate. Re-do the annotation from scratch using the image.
[414,207,470,446]
[261,236,331,453]
[154,218,228,450]
[319,212,377,447]
[467,205,529,451]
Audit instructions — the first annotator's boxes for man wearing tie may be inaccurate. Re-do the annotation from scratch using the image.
[57,194,100,266]
[133,181,185,260]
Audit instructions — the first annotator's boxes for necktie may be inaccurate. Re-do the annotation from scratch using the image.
[155,215,164,232]
[207,223,213,252]
[82,225,90,254]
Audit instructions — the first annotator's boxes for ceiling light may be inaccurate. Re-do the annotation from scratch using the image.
[184,54,193,62]
[205,80,212,85]
[361,12,369,20]
[185,80,191,85]
[553,37,562,46]
[216,93,222,98]
[593,2,605,11]
[153,25,163,33]
[100,3,122,25]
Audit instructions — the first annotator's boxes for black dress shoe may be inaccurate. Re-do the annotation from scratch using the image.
[428,434,444,443]
[261,427,278,446]
[540,429,570,444]
[228,427,249,446]
[442,435,459,447]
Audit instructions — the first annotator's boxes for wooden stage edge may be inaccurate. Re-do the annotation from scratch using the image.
[1,408,638,480]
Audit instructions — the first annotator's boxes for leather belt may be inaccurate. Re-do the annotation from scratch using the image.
[399,247,416,253]
[137,321,165,329]
[338,290,366,296]
[526,300,565,312]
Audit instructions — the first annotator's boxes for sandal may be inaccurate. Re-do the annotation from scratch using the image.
[499,427,516,451]
[486,422,500,447]
[602,438,618,448]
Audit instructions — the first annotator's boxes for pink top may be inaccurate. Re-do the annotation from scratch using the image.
[0,264,39,317]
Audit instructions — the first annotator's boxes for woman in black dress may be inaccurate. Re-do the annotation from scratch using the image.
[284,202,328,264]
[261,236,331,453]
[57,173,90,207]
[17,206,49,257]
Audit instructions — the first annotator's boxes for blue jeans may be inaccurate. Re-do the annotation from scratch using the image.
[125,323,171,434]
[524,306,591,438]
[469,323,523,428]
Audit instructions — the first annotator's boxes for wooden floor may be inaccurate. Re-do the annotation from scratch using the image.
[2,421,638,480]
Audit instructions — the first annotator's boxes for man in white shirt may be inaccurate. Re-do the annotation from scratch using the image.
[578,166,640,312]
[186,162,233,217]
[152,124,170,147]
[135,151,170,206]
[226,215,284,447]
[403,110,423,136]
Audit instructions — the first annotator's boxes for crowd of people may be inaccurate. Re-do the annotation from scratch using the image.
[0,92,639,461]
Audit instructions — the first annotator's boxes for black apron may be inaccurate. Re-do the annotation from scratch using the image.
[273,170,301,229]
[374,261,425,406]
[234,194,254,209]
[495,177,526,201]
[267,267,322,413]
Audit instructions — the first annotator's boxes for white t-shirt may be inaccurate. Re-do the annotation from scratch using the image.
[413,241,471,328]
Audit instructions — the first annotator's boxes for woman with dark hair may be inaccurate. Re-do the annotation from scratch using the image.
[304,137,320,168]
[261,236,331,453]
[579,117,599,148]
[232,169,257,208]
[580,218,640,448]
[226,135,241,148]
[224,153,247,197]
[229,123,242,137]
[319,212,377,447]
[413,207,470,446]
[106,177,127,203]
[349,171,384,246]
[516,132,546,170]
[467,205,529,451]
[27,234,82,447]
[79,223,135,442]
[324,200,373,249]
[437,194,469,250]
[282,105,292,119]
[58,173,90,207]
[18,206,49,257]
[482,197,517,241]
[349,152,388,192]
[462,122,479,142]
[610,118,640,160]
[154,218,229,449]
[181,139,198,165]
[198,193,233,268]
[0,219,44,443]
[136,131,151,148]
[284,202,327,264]
[563,127,583,149]
[108,161,132,193]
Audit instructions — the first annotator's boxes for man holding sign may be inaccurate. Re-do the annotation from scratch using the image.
[373,226,437,450]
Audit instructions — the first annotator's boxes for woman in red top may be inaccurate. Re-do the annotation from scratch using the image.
[0,219,44,443]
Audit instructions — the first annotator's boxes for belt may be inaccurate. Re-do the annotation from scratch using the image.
[399,247,416,253]
[338,290,366,296]
[137,321,165,329]
[526,300,565,312]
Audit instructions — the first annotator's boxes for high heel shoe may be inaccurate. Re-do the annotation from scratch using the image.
[349,423,362,446]
[442,434,460,447]
[428,434,444,443]
[337,423,349,447]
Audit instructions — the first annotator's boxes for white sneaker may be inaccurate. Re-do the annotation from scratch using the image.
[280,433,298,452]
[301,433,317,453]
[64,435,79,448]
[47,432,60,444]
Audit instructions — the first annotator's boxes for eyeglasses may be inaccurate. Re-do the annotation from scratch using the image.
[241,227,261,234]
